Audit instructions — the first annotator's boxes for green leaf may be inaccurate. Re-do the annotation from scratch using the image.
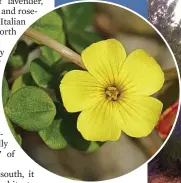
[11,73,36,94]
[2,77,9,106]
[31,11,65,65]
[8,41,29,69]
[40,46,61,66]
[30,58,53,88]
[8,55,25,69]
[6,116,22,145]
[39,119,67,149]
[55,102,104,152]
[53,62,82,77]
[68,30,102,53]
[60,3,94,30]
[5,86,56,131]
[60,3,102,53]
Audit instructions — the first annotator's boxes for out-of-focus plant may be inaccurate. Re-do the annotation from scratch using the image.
[1,3,177,155]
[3,3,104,153]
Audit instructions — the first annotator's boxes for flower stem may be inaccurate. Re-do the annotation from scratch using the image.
[24,28,178,80]
[23,28,86,69]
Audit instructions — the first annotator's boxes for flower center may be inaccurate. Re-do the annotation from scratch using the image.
[105,86,120,101]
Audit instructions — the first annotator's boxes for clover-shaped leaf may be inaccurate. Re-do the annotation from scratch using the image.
[39,119,67,150]
[5,86,56,131]
[30,58,53,88]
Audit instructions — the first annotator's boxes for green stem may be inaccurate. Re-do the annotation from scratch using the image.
[24,28,178,81]
[24,28,86,69]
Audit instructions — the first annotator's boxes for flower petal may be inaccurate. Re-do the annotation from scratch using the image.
[77,99,122,141]
[60,70,104,112]
[81,39,127,86]
[117,95,163,137]
[119,49,164,96]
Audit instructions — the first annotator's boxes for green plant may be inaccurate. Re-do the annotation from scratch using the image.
[3,3,103,153]
[2,2,178,155]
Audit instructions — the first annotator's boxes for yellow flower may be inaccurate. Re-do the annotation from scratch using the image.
[60,39,164,142]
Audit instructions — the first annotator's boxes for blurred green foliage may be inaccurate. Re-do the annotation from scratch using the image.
[8,41,29,69]
[59,3,102,53]
[3,3,104,153]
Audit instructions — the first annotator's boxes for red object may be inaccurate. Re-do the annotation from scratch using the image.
[156,100,179,140]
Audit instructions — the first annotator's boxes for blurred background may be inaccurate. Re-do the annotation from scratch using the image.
[3,2,179,181]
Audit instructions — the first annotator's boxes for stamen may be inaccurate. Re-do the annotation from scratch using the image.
[105,86,120,101]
